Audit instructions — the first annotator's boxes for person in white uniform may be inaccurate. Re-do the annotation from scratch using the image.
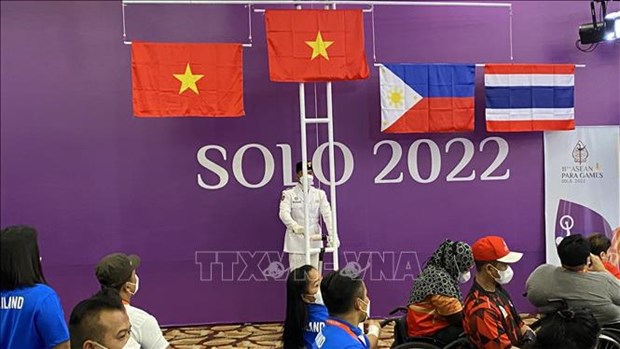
[279,161,339,270]
[95,253,170,349]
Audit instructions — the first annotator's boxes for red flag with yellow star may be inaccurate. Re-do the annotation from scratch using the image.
[131,42,244,117]
[265,10,369,82]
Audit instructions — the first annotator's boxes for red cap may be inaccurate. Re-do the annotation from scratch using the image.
[472,236,523,263]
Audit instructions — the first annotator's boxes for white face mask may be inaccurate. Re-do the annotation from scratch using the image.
[492,265,514,285]
[300,174,314,188]
[127,274,139,295]
[359,298,370,322]
[458,271,471,284]
[314,289,324,305]
[305,289,324,305]
[453,255,470,284]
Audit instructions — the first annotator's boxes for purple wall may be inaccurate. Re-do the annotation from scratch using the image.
[1,1,619,326]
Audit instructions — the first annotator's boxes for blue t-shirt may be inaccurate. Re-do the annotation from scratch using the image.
[303,303,328,348]
[1,284,69,349]
[312,317,370,349]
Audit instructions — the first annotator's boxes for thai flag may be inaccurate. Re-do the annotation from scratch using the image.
[485,64,575,132]
[380,64,475,133]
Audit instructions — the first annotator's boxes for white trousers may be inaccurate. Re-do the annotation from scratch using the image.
[288,253,320,271]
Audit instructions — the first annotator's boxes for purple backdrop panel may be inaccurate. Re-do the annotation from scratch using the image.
[1,1,619,325]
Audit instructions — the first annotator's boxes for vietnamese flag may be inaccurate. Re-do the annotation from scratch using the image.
[131,42,244,117]
[265,10,369,82]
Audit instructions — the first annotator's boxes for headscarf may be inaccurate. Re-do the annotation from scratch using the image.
[408,240,474,304]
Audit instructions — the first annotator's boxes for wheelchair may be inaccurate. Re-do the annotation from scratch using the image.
[379,306,471,349]
[530,298,620,349]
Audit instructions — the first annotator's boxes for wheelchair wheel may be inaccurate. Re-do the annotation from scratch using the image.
[393,342,442,349]
[597,333,620,349]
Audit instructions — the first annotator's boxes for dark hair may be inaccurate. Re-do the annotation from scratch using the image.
[320,269,364,316]
[295,161,312,175]
[588,233,612,257]
[69,288,126,349]
[557,234,591,267]
[283,265,316,349]
[526,308,600,349]
[0,225,47,290]
[475,260,500,272]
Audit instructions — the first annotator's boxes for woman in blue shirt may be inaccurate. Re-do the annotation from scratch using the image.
[283,265,328,349]
[0,226,70,349]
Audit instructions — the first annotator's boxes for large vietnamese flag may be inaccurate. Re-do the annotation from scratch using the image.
[265,9,369,82]
[132,42,244,117]
[380,64,475,133]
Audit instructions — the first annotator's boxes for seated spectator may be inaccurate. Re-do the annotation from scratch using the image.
[526,234,620,328]
[463,236,534,349]
[95,253,170,349]
[69,288,132,349]
[312,268,381,349]
[0,225,70,349]
[588,232,620,279]
[523,307,600,349]
[406,240,474,344]
[283,265,328,349]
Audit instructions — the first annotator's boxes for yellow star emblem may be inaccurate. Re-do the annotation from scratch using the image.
[305,31,334,60]
[389,89,404,107]
[173,63,204,95]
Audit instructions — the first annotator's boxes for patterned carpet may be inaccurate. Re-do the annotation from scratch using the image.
[162,316,538,348]
[162,322,397,348]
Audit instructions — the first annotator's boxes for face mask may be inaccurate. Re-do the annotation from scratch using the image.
[458,271,471,284]
[127,274,139,295]
[300,174,314,188]
[492,265,514,285]
[304,289,324,305]
[453,255,470,283]
[358,298,370,322]
[314,289,324,305]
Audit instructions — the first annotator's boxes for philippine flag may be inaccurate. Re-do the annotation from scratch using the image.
[485,64,575,132]
[379,64,475,133]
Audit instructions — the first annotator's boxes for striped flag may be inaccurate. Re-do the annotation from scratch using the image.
[380,64,475,133]
[485,64,575,132]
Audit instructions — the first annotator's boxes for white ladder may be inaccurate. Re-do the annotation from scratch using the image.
[299,82,340,271]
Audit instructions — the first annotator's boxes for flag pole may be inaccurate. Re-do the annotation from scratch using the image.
[294,2,312,268]
[325,81,339,271]
[299,82,312,267]
[326,2,340,271]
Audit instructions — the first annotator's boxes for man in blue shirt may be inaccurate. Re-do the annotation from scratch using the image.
[312,269,381,349]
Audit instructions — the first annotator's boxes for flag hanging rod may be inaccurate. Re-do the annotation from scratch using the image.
[122,1,511,8]
[122,0,255,46]
[373,63,587,68]
[123,41,253,46]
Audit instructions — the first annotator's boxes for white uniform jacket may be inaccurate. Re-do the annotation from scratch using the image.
[279,183,333,254]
